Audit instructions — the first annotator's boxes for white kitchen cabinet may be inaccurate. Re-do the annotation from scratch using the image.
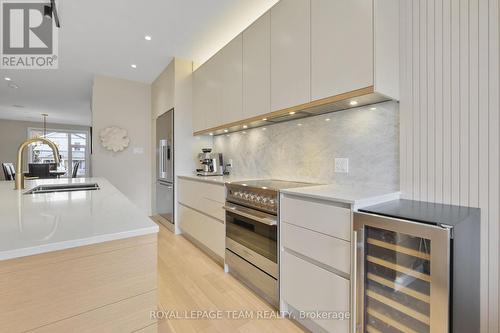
[218,34,243,124]
[281,194,351,241]
[311,0,373,100]
[280,193,353,333]
[270,0,311,111]
[193,57,219,132]
[178,204,225,258]
[243,12,271,119]
[177,177,226,260]
[282,251,350,333]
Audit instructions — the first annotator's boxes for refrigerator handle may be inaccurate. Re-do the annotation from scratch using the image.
[159,141,164,178]
[167,141,171,161]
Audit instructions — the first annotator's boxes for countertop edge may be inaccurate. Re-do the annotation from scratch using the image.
[0,225,159,262]
[280,188,401,207]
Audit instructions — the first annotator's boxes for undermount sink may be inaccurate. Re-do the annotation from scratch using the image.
[24,183,100,195]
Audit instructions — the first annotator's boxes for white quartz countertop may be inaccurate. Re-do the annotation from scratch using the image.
[0,177,159,261]
[178,174,254,185]
[280,184,400,209]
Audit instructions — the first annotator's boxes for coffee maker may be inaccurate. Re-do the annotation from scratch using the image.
[197,148,225,176]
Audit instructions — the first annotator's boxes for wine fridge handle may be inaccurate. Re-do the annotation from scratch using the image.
[352,230,357,333]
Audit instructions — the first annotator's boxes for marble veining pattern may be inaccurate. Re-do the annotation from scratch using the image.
[213,101,399,190]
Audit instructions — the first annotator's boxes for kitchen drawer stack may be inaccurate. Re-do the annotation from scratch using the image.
[177,177,226,261]
[280,194,352,333]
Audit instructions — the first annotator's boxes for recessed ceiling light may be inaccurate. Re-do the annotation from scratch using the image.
[370,107,377,110]
[4,77,11,81]
[209,133,213,136]
[144,35,152,41]
[130,64,137,69]
[349,100,358,106]
[224,129,229,133]
[243,125,248,129]
[262,118,267,121]
[325,118,331,122]
[289,111,296,115]
[297,123,302,127]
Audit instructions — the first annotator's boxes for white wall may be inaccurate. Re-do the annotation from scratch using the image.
[399,1,499,332]
[92,75,152,214]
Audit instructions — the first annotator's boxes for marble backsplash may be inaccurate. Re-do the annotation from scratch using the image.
[213,101,400,190]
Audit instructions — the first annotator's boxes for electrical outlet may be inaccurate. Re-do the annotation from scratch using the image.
[335,158,349,173]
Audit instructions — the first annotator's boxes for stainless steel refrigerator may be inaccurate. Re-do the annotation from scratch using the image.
[155,109,174,226]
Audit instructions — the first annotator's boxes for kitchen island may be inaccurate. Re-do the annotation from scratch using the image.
[0,178,159,332]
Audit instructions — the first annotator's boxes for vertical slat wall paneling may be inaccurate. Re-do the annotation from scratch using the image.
[488,0,499,331]
[420,0,428,201]
[435,0,444,203]
[427,0,436,203]
[460,0,470,206]
[470,0,480,208]
[413,0,421,199]
[451,0,461,205]
[400,0,500,331]
[478,0,491,329]
[442,0,452,204]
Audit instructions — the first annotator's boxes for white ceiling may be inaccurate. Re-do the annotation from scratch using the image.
[0,0,278,126]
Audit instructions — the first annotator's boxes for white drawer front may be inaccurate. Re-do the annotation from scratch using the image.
[178,178,225,221]
[282,222,350,276]
[282,251,350,333]
[178,204,225,258]
[281,195,351,241]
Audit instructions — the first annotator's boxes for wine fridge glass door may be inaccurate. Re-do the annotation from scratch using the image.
[353,213,450,333]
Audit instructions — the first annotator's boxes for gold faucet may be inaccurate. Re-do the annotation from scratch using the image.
[15,138,61,190]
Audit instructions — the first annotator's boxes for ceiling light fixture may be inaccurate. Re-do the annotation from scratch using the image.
[130,64,137,69]
[297,123,302,127]
[325,118,331,122]
[224,129,229,133]
[370,107,377,110]
[209,133,213,136]
[349,100,358,106]
[289,111,296,115]
[243,125,248,129]
[262,118,267,121]
[144,35,152,41]
[4,77,11,81]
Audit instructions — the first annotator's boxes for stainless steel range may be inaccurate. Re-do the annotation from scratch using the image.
[224,180,312,308]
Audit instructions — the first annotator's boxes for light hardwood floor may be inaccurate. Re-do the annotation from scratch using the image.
[156,223,305,333]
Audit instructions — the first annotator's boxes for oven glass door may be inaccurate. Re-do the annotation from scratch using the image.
[226,209,277,264]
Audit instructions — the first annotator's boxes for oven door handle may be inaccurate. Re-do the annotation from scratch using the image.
[223,205,277,226]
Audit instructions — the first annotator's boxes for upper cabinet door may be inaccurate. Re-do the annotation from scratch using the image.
[311,0,373,101]
[270,0,311,112]
[218,34,243,125]
[243,12,271,119]
[193,57,220,132]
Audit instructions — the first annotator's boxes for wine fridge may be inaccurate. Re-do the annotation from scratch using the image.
[353,199,480,333]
